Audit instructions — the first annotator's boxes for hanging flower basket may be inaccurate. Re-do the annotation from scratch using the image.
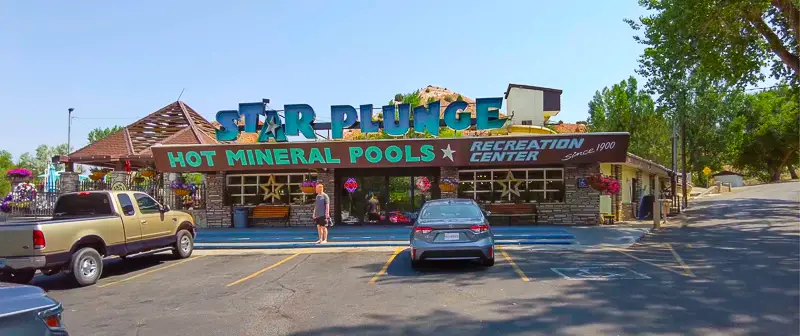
[6,168,33,182]
[1,182,37,213]
[169,181,196,197]
[140,169,157,178]
[587,173,621,195]
[89,171,107,181]
[300,180,318,194]
[439,178,459,193]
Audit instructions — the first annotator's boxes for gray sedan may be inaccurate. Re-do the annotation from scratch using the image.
[409,199,495,268]
[0,282,69,336]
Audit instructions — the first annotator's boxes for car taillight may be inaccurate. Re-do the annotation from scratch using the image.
[414,227,432,234]
[38,303,64,330]
[411,248,417,260]
[33,229,46,249]
[470,225,489,234]
[78,191,90,196]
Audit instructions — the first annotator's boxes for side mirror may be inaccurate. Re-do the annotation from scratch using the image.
[161,205,170,212]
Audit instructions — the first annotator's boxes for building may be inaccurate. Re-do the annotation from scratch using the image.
[57,84,674,228]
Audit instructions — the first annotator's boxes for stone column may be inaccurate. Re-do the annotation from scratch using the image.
[613,164,622,221]
[317,169,335,221]
[205,172,231,228]
[439,167,458,198]
[59,172,80,195]
[566,164,601,225]
[108,171,131,187]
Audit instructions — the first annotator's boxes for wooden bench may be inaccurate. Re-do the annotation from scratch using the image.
[486,203,537,225]
[250,205,291,227]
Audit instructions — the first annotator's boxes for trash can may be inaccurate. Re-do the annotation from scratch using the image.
[233,207,249,229]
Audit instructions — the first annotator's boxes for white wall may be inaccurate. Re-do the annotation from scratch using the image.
[713,175,744,188]
[507,88,544,126]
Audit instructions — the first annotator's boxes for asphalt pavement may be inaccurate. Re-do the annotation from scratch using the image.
[32,182,799,336]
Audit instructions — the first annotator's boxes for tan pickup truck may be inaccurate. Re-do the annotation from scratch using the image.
[0,191,196,286]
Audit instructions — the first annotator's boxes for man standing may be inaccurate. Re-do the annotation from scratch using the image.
[312,183,330,244]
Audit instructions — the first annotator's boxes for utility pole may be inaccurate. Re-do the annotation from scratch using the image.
[681,117,688,209]
[671,118,679,213]
[67,108,74,153]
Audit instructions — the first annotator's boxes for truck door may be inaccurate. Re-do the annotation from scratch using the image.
[133,193,173,242]
[115,193,142,243]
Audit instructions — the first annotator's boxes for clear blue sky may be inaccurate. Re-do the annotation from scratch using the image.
[1,0,649,159]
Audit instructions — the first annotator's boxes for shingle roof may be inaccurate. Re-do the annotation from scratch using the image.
[68,101,216,162]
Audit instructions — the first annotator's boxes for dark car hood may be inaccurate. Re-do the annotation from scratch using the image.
[0,282,58,318]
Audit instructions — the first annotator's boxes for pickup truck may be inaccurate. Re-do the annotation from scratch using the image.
[0,191,196,286]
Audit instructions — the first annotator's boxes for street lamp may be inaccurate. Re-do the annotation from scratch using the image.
[67,108,74,153]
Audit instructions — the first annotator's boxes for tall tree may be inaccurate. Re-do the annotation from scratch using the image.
[627,0,799,90]
[587,77,673,165]
[87,126,123,143]
[729,85,799,181]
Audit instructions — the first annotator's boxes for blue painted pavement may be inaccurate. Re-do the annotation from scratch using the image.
[194,225,577,249]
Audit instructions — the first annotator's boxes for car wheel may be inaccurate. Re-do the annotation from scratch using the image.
[172,230,194,259]
[481,257,495,267]
[0,270,36,284]
[71,247,103,286]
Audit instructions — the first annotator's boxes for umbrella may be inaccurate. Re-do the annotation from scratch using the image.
[45,164,58,193]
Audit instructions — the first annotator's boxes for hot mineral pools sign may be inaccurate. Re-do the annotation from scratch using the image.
[151,98,630,172]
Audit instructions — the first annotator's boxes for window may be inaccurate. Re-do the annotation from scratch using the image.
[457,168,565,204]
[53,193,113,218]
[227,173,318,206]
[420,203,482,220]
[134,193,161,214]
[117,194,136,216]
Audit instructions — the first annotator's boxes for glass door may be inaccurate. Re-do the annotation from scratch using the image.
[340,176,386,225]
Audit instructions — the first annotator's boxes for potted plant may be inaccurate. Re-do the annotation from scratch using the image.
[169,181,196,197]
[0,182,37,213]
[587,173,621,195]
[439,178,458,193]
[300,180,318,194]
[89,167,110,181]
[5,168,33,183]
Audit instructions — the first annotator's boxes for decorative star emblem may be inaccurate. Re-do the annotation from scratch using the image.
[497,171,522,198]
[265,117,280,135]
[260,175,284,202]
[441,144,456,162]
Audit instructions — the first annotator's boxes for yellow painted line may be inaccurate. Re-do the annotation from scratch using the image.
[369,247,404,285]
[498,245,529,282]
[613,248,689,277]
[226,253,301,287]
[666,243,696,277]
[98,256,204,288]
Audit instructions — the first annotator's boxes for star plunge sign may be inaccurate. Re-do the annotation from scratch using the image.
[214,98,507,142]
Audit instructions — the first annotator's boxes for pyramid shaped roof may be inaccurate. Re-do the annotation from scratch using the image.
[67,101,217,166]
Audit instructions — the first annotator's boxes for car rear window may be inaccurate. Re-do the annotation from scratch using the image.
[53,193,114,218]
[420,204,481,219]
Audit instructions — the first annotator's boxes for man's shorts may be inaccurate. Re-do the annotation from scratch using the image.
[315,216,327,226]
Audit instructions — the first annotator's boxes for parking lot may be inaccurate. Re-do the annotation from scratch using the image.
[30,241,770,336]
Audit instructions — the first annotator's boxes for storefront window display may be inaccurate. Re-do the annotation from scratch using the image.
[458,168,565,203]
[227,173,318,205]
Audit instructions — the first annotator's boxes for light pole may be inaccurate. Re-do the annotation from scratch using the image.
[67,108,74,153]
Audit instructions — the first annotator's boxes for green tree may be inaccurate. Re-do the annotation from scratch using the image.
[587,77,673,165]
[0,150,14,195]
[627,0,799,89]
[17,144,72,176]
[87,126,123,143]
[729,85,799,181]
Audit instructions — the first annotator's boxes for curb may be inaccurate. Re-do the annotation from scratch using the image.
[194,239,576,250]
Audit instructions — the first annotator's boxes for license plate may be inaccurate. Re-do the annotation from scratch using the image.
[444,233,460,241]
[0,259,5,268]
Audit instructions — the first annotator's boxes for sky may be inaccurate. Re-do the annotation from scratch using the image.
[1,0,650,160]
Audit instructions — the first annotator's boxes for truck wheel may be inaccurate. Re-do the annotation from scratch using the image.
[172,230,193,259]
[0,270,36,284]
[71,247,103,286]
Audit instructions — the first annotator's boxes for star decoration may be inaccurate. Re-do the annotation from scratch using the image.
[260,175,284,202]
[497,171,522,198]
[441,144,456,162]
[265,116,280,135]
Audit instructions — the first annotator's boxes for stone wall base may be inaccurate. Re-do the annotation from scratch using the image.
[249,204,316,227]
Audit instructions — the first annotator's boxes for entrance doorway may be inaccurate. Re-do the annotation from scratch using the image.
[335,167,440,225]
